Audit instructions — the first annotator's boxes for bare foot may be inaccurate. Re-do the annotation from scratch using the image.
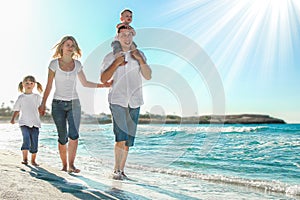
[21,160,28,165]
[61,167,67,172]
[31,162,39,166]
[68,166,80,173]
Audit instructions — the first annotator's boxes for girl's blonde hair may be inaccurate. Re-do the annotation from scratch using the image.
[18,75,43,93]
[52,36,82,59]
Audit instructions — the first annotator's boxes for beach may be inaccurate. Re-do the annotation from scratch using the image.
[0,123,299,199]
[0,150,116,200]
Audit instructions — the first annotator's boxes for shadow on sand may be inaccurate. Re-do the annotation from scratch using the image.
[25,165,117,200]
[25,165,198,199]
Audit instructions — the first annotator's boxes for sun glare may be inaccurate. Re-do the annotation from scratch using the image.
[270,0,289,9]
[1,0,33,52]
[254,0,290,22]
[166,0,298,86]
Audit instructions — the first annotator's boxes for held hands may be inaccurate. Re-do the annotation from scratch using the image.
[38,104,46,116]
[97,80,113,88]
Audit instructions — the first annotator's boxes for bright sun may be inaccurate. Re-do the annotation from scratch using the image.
[166,0,298,86]
[253,0,290,21]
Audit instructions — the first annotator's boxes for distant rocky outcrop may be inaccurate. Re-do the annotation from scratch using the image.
[200,114,286,124]
[138,114,286,124]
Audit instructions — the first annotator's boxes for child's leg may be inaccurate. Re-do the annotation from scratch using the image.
[31,153,39,166]
[30,127,39,166]
[111,40,122,57]
[130,41,138,51]
[20,126,30,164]
[22,150,28,164]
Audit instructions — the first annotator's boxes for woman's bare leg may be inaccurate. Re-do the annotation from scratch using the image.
[59,143,67,171]
[68,139,80,173]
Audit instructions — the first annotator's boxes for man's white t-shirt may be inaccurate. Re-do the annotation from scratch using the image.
[49,59,83,101]
[13,93,42,128]
[101,50,146,108]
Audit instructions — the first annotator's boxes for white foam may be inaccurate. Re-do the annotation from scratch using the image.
[137,125,267,135]
[125,163,300,197]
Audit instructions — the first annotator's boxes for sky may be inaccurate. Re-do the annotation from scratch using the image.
[1,0,300,123]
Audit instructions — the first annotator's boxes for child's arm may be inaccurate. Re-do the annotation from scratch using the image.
[130,27,136,36]
[10,111,19,124]
[116,23,136,35]
[116,23,124,29]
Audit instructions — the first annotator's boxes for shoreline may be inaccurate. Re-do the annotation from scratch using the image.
[0,114,287,124]
[0,124,299,199]
[0,150,116,200]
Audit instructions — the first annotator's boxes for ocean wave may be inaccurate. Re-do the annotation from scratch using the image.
[126,164,300,197]
[136,125,270,136]
[138,124,300,135]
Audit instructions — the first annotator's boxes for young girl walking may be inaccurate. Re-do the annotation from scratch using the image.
[11,75,43,166]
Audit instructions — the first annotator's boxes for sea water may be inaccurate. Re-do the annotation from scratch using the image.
[1,123,299,199]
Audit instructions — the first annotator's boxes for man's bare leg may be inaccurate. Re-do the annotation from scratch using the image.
[114,141,126,172]
[120,146,129,172]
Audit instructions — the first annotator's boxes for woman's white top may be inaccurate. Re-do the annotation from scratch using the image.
[49,59,83,101]
[13,93,42,128]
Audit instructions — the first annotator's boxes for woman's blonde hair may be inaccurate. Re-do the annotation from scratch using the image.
[52,36,82,59]
[18,75,43,93]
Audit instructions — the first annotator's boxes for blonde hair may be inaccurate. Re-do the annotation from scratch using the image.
[52,36,82,59]
[18,75,43,93]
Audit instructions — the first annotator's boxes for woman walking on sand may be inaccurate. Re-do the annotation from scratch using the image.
[39,36,111,173]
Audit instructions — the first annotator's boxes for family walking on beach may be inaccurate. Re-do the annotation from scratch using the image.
[10,9,152,180]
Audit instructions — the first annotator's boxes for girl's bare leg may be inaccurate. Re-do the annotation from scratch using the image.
[22,150,28,164]
[31,153,39,166]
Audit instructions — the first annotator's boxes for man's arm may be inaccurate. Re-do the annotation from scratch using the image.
[101,56,126,83]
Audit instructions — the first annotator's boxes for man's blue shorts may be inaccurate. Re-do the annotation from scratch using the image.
[109,104,140,147]
[51,99,81,145]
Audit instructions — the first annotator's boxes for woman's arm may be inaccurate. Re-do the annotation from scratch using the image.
[78,70,112,88]
[39,69,55,116]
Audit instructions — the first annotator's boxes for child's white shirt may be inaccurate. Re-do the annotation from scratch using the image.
[13,93,42,128]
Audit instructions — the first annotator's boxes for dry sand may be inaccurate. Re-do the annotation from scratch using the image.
[0,150,116,200]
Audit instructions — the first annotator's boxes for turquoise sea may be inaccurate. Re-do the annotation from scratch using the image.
[1,123,299,199]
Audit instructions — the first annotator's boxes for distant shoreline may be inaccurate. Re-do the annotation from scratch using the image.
[0,114,286,124]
